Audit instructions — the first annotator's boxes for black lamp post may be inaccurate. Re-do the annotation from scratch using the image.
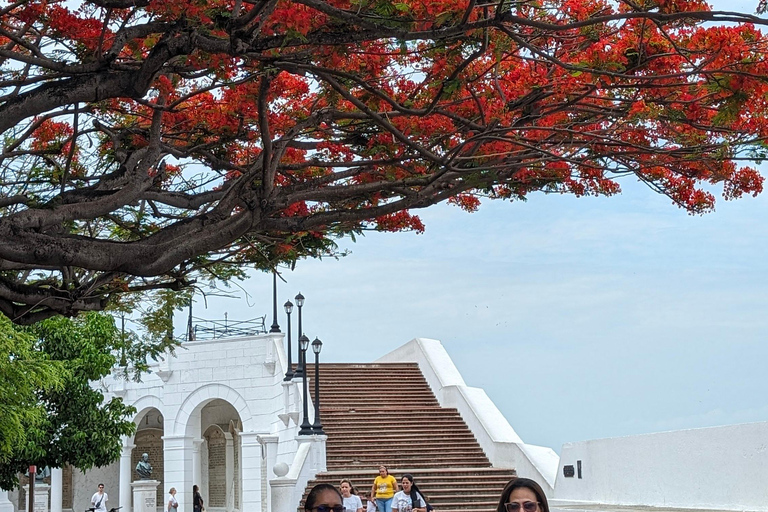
[311,337,325,435]
[298,334,314,435]
[283,300,294,381]
[269,271,280,333]
[294,292,306,378]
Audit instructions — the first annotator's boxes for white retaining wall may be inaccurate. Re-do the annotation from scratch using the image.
[553,421,768,511]
[376,338,559,495]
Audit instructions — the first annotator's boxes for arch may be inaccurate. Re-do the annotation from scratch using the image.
[131,394,165,427]
[173,383,253,436]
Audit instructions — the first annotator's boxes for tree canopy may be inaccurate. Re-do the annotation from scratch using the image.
[0,313,136,490]
[1,0,767,323]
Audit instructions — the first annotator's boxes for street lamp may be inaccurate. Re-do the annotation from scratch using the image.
[269,271,281,333]
[294,293,306,378]
[283,300,294,381]
[298,335,314,435]
[311,337,325,435]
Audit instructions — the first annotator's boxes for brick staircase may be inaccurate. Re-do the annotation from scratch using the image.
[301,363,516,511]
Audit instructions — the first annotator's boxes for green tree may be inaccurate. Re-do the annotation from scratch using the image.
[1,0,767,324]
[0,316,66,468]
[0,313,137,490]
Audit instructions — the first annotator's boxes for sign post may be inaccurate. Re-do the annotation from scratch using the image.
[28,466,36,512]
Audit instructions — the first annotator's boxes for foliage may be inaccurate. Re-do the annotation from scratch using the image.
[1,0,767,322]
[0,316,66,468]
[0,313,136,490]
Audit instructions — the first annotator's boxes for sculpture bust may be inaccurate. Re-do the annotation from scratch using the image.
[36,466,51,482]
[26,466,50,482]
[135,453,153,479]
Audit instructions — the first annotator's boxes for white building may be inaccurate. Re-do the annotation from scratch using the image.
[4,330,766,512]
[2,333,555,512]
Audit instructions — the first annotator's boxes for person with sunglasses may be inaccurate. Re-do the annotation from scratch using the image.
[391,474,427,512]
[495,477,550,512]
[305,483,345,512]
[91,483,108,512]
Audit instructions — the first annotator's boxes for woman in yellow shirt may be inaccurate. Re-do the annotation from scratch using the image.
[371,465,398,512]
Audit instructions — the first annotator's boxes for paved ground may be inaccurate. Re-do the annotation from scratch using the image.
[552,505,737,512]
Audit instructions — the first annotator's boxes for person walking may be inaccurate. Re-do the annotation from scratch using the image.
[340,479,363,512]
[371,465,398,512]
[193,485,205,512]
[167,487,179,512]
[91,483,108,512]
[391,474,426,512]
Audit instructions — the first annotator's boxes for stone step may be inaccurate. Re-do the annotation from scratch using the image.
[327,458,493,467]
[320,409,463,416]
[326,440,481,449]
[299,362,507,512]
[328,446,487,455]
[321,423,471,431]
[324,431,477,439]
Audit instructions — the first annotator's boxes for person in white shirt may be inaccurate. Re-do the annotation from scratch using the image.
[340,479,363,512]
[391,474,426,512]
[167,487,179,512]
[91,483,108,512]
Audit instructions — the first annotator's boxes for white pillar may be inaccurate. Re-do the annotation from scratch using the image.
[50,468,63,512]
[0,490,14,512]
[258,435,279,512]
[224,433,234,512]
[163,435,194,512]
[192,439,204,491]
[131,480,160,512]
[269,463,294,512]
[240,432,264,512]
[312,434,328,473]
[34,484,50,512]
[120,438,136,512]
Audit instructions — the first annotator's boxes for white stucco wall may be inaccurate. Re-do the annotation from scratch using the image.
[376,338,559,495]
[97,332,305,512]
[553,421,768,511]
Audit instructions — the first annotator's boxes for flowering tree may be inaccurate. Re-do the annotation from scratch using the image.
[1,0,767,323]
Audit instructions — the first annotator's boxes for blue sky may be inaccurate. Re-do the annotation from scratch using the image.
[181,178,768,453]
[176,0,768,453]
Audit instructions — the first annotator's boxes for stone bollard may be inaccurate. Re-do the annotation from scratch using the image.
[270,463,297,512]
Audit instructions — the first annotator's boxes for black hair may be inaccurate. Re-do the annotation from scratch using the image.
[401,474,424,509]
[306,483,343,511]
[495,478,550,512]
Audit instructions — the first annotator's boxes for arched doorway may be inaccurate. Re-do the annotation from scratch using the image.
[200,400,243,512]
[133,407,165,506]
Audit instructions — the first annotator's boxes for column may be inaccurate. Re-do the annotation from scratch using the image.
[224,433,234,512]
[192,439,204,491]
[163,435,194,512]
[34,484,50,512]
[50,468,63,512]
[120,438,136,512]
[269,463,294,512]
[0,490,14,512]
[313,434,328,473]
[239,432,264,512]
[258,435,279,512]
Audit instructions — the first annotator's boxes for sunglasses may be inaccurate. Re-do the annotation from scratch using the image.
[311,506,344,512]
[505,502,539,512]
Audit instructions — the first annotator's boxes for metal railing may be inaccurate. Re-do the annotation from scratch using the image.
[187,314,267,341]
